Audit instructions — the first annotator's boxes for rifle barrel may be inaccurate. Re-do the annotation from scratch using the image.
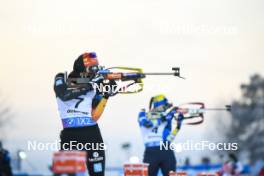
[203,108,230,111]
[143,72,175,75]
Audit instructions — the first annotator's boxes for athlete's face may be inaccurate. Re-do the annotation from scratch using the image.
[154,105,166,112]
[86,65,100,74]
[82,64,100,79]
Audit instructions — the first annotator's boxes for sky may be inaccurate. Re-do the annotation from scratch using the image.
[0,0,264,173]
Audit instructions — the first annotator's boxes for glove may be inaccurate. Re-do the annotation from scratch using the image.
[102,80,118,99]
[91,75,105,84]
[92,75,118,98]
[161,107,177,121]
[161,112,169,121]
[142,119,154,128]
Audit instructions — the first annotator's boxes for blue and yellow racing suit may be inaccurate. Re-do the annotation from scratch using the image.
[138,108,183,176]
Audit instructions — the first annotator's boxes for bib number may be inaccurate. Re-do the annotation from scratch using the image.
[75,97,84,108]
[151,127,158,134]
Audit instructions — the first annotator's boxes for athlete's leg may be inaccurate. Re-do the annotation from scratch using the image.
[143,148,160,176]
[160,150,176,176]
[85,125,105,176]
[60,129,77,150]
[86,149,105,176]
[60,126,106,176]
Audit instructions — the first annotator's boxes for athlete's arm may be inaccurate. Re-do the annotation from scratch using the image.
[91,79,118,121]
[54,73,94,101]
[161,107,177,121]
[138,110,153,128]
[166,113,184,142]
[91,94,108,121]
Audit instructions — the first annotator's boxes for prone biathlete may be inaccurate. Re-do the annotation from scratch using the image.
[138,95,184,176]
[54,52,115,176]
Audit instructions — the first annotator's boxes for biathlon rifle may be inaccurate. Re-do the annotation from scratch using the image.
[66,67,184,94]
[148,102,231,125]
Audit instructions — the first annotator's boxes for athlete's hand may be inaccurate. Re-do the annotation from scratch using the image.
[103,80,118,98]
[161,112,169,121]
[91,75,104,84]
[161,107,177,121]
[142,119,153,128]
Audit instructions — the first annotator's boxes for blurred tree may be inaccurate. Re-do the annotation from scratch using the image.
[224,74,264,163]
[121,142,132,162]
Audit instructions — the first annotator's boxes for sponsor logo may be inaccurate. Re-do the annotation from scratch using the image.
[67,109,89,115]
[93,152,99,158]
[93,163,103,173]
[55,79,63,86]
[63,117,96,127]
[89,152,104,162]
